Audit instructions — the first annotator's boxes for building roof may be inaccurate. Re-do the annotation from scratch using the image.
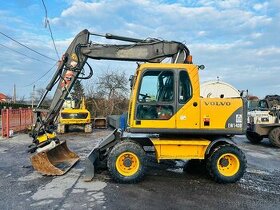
[0,93,8,102]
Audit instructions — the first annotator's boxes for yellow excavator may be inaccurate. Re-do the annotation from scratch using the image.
[57,97,92,134]
[28,29,247,183]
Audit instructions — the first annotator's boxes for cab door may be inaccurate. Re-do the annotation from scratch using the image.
[176,69,200,129]
[133,69,176,129]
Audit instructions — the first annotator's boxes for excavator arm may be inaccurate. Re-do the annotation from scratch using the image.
[31,29,190,145]
[29,29,191,175]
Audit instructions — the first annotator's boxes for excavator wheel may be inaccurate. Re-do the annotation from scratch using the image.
[246,131,263,144]
[268,127,280,147]
[107,140,147,183]
[206,144,246,183]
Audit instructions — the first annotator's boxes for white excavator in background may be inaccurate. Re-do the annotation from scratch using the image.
[246,95,280,147]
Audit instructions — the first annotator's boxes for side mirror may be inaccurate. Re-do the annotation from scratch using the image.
[198,65,205,70]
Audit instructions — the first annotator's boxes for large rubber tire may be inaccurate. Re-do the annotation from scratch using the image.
[268,127,280,147]
[206,144,246,183]
[246,131,263,144]
[107,140,147,183]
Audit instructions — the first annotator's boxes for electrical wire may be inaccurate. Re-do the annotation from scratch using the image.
[0,31,56,61]
[41,0,60,60]
[0,43,53,65]
[23,62,58,87]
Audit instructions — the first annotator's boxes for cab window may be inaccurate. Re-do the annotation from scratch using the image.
[178,71,192,103]
[137,70,174,120]
[138,70,174,103]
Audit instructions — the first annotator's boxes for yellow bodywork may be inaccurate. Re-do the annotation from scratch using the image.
[37,132,56,144]
[128,63,244,132]
[59,97,91,125]
[151,138,210,162]
[199,98,242,129]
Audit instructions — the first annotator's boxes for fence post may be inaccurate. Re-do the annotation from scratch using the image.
[6,108,10,138]
[19,108,22,130]
[31,108,34,124]
[1,109,4,138]
[24,109,27,129]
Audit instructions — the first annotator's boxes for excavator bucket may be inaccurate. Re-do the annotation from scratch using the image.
[31,141,79,176]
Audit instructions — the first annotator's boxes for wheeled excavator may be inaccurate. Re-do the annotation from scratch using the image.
[57,97,92,134]
[29,29,247,183]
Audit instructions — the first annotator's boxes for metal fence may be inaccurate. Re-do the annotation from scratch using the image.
[1,108,33,138]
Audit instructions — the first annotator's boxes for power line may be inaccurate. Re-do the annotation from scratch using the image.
[41,0,60,59]
[0,43,53,65]
[46,22,60,59]
[0,31,56,61]
[23,62,58,87]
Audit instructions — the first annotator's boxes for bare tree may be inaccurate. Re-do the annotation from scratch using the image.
[97,71,128,99]
[86,82,102,117]
[35,88,51,106]
[17,95,26,104]
[85,70,129,117]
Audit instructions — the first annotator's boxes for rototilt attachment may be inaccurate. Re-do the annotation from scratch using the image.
[84,129,119,181]
[31,141,79,176]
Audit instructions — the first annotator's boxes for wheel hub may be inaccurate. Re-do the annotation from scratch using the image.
[217,153,240,177]
[116,152,140,176]
[123,158,132,167]
[219,158,229,167]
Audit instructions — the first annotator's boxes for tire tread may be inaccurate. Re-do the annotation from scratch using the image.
[206,144,247,183]
[268,127,280,147]
[107,140,146,183]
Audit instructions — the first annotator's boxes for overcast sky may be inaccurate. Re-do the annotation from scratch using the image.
[0,0,279,99]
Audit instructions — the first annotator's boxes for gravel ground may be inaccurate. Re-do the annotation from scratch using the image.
[0,129,280,210]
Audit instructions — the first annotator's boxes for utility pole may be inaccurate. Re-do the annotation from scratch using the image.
[13,84,16,103]
[32,85,35,108]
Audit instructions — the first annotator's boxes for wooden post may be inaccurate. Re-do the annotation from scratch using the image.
[32,85,35,109]
[6,108,10,138]
[19,108,22,130]
[1,109,4,138]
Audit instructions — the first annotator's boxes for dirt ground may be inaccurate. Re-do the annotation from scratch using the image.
[0,129,280,210]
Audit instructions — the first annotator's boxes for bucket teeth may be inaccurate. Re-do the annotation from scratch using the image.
[31,141,79,176]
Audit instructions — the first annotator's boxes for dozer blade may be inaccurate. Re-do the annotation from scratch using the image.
[31,141,79,176]
[84,129,118,182]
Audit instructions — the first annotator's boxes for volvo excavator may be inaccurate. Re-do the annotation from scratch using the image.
[29,29,247,183]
